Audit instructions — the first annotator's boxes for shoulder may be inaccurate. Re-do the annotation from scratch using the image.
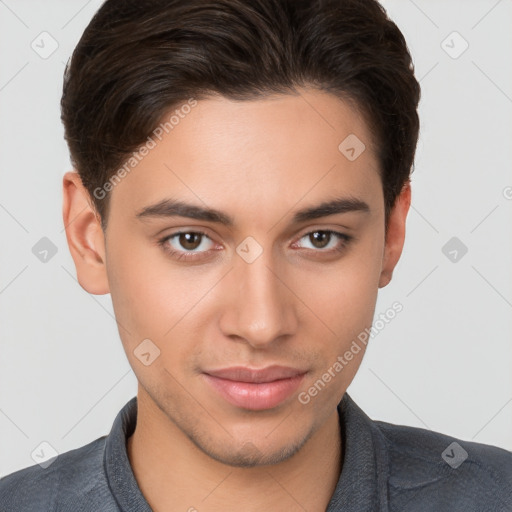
[373,419,512,510]
[0,436,117,512]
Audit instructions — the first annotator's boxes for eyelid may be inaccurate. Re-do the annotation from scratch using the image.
[292,229,353,250]
[159,229,216,250]
[295,224,352,239]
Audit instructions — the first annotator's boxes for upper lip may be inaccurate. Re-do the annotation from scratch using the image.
[204,365,307,383]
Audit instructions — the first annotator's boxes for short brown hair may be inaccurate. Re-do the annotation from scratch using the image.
[61,0,420,231]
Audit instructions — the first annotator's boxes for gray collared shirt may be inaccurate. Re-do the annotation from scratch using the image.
[1,392,511,511]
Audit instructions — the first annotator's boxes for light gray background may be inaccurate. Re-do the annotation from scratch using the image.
[0,0,511,476]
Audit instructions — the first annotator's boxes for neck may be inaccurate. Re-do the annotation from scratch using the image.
[127,387,342,512]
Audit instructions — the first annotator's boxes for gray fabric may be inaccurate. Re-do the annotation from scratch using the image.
[1,392,511,511]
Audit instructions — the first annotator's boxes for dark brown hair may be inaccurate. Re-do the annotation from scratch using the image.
[61,0,420,231]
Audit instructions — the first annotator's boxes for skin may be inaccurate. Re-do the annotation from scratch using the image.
[62,87,410,512]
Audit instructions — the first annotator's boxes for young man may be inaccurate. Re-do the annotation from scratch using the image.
[1,0,511,510]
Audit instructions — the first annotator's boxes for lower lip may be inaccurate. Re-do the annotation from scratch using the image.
[202,373,305,411]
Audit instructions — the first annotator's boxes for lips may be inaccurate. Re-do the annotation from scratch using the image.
[202,365,307,411]
[205,365,305,383]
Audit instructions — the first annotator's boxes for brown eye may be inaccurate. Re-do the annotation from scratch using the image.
[178,232,203,251]
[158,230,216,261]
[309,231,331,249]
[294,230,352,254]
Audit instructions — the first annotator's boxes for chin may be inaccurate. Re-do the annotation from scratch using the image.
[187,427,313,468]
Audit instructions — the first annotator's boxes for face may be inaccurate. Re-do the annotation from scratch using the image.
[63,87,410,467]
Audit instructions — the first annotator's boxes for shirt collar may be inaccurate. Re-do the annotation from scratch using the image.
[327,392,389,511]
[104,396,152,512]
[104,393,389,511]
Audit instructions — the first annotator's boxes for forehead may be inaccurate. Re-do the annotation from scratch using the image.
[108,88,381,220]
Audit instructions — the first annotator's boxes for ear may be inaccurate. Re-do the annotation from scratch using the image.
[62,171,110,295]
[378,181,411,288]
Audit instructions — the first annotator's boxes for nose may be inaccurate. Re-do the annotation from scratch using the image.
[219,249,298,349]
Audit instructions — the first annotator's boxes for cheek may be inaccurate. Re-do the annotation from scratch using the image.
[301,236,383,327]
[105,237,218,366]
[293,261,379,407]
[292,233,383,388]
[105,248,196,392]
[105,232,173,341]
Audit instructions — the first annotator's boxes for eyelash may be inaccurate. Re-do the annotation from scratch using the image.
[157,229,353,262]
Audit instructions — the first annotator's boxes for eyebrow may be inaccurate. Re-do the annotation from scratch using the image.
[135,196,370,226]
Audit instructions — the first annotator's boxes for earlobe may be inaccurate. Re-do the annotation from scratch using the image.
[378,181,411,288]
[62,171,110,295]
